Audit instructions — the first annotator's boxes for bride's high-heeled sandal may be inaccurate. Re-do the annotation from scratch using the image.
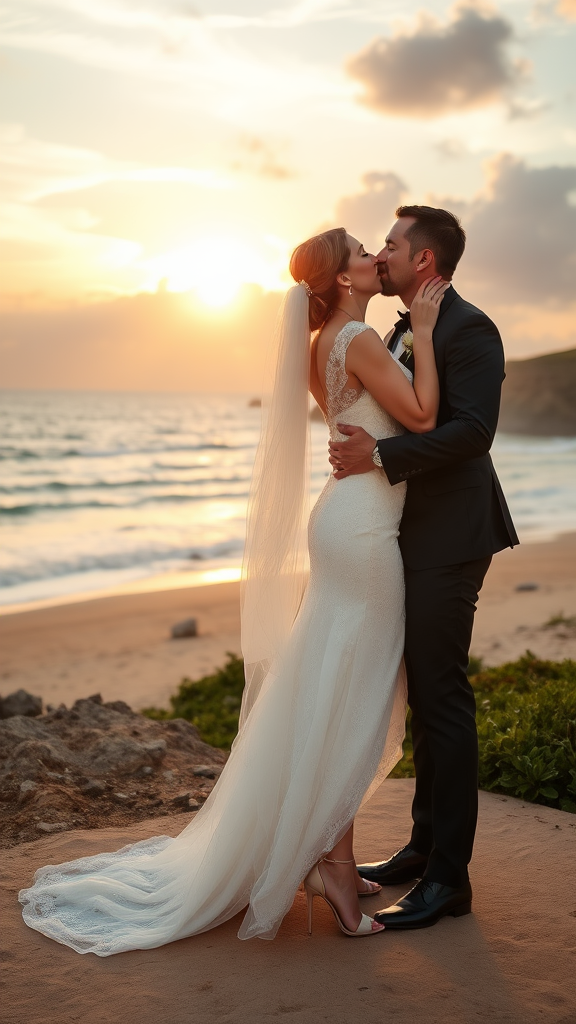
[303,857,385,937]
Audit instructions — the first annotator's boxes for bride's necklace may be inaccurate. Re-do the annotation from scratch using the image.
[334,307,365,323]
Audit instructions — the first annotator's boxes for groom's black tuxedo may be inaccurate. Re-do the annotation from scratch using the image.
[375,286,518,890]
[376,285,518,567]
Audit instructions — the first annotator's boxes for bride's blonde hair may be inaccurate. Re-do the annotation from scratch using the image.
[289,227,350,331]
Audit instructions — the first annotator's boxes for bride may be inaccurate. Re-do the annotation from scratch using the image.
[19,228,446,952]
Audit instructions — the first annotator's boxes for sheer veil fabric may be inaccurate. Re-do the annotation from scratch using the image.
[18,288,408,955]
[240,284,312,727]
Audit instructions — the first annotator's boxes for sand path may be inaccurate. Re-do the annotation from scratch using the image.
[3,779,575,1024]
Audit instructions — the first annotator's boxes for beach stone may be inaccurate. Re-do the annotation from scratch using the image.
[163,719,202,750]
[0,690,42,719]
[515,582,539,591]
[79,779,106,798]
[143,740,168,764]
[193,765,218,779]
[170,792,200,812]
[171,617,198,639]
[113,792,135,806]
[18,780,38,804]
[171,792,191,809]
[36,822,69,833]
[9,739,68,777]
[45,771,71,783]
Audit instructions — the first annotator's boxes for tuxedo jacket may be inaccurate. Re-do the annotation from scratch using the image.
[376,286,519,571]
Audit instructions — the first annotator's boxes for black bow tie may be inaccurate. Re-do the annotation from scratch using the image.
[388,309,412,352]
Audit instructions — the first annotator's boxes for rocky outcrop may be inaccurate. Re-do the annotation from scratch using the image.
[0,690,43,719]
[0,693,225,848]
[500,348,576,436]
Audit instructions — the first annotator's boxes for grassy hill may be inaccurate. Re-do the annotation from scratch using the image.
[500,348,576,436]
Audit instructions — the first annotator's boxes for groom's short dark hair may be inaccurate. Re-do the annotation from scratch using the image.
[396,205,466,278]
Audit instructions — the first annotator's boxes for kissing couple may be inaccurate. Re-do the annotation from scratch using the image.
[20,205,518,953]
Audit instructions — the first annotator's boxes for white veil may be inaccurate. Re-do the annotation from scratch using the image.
[239,284,312,729]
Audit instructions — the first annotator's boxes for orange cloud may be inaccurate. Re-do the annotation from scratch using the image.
[557,0,576,18]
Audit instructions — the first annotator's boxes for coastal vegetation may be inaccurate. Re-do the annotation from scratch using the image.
[143,652,576,814]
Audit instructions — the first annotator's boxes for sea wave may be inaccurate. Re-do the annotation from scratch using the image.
[0,442,246,462]
[0,490,252,516]
[0,538,244,589]
[0,473,251,495]
[1,390,574,609]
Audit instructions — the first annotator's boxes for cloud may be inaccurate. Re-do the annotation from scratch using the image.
[331,156,576,356]
[434,138,468,159]
[3,0,339,117]
[335,156,576,306]
[556,0,576,19]
[333,171,407,247]
[453,154,576,304]
[346,1,527,118]
[230,136,294,181]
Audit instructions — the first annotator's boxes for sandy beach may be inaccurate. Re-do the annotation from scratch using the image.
[1,532,575,713]
[3,778,575,1024]
[1,536,575,1024]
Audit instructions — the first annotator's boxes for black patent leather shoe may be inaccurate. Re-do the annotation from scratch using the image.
[356,845,428,886]
[373,878,472,929]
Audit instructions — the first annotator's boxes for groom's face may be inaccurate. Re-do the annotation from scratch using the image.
[377,217,417,297]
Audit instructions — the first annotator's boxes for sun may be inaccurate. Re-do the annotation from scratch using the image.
[143,235,289,307]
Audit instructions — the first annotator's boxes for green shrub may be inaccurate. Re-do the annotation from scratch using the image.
[473,652,576,812]
[144,651,576,812]
[142,652,245,749]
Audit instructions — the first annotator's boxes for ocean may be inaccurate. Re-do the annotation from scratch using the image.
[1,390,575,611]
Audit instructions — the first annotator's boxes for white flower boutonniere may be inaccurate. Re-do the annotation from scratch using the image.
[401,329,414,355]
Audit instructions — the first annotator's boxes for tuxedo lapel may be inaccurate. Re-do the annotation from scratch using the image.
[400,347,415,373]
[387,285,457,372]
[388,324,403,351]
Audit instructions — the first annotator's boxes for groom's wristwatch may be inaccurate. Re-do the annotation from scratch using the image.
[372,443,383,468]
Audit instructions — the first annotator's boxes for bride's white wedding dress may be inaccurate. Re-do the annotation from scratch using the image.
[19,322,410,955]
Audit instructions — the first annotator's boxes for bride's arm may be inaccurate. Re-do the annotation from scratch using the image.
[346,278,447,433]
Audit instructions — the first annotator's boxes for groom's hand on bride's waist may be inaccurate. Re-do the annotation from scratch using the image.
[329,424,377,479]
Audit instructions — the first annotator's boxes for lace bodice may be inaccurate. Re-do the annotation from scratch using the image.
[324,321,413,443]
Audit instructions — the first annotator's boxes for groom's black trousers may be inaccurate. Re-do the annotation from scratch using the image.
[403,555,492,889]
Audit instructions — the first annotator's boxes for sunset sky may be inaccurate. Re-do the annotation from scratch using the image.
[1,0,575,391]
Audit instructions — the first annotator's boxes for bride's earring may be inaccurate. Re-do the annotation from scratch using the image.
[349,285,353,296]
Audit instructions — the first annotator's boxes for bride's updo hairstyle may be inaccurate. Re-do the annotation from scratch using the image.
[289,227,350,332]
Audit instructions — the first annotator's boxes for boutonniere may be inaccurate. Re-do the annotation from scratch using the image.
[401,329,414,355]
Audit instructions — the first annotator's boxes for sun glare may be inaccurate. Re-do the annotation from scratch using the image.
[143,236,289,307]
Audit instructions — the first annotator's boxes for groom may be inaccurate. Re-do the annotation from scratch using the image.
[329,205,518,928]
